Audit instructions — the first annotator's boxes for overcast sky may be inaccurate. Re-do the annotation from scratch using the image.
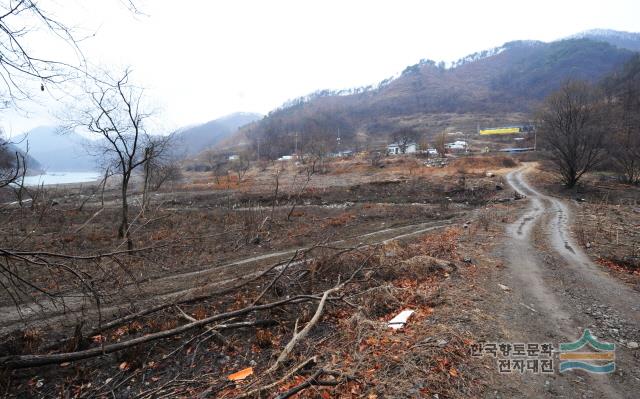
[4,0,640,136]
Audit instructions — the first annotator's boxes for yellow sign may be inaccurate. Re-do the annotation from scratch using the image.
[479,127,520,135]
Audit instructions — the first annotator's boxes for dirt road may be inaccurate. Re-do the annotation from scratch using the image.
[488,167,640,398]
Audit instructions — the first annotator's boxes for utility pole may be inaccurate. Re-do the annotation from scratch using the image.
[336,128,341,156]
[465,131,469,154]
[294,132,298,157]
[257,137,261,160]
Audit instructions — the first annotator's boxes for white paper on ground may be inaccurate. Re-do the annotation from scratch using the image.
[387,309,415,329]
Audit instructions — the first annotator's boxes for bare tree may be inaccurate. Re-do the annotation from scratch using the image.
[287,163,314,221]
[0,0,83,108]
[604,69,640,185]
[148,160,182,191]
[434,132,447,158]
[368,150,383,167]
[68,69,153,249]
[229,152,251,181]
[205,150,229,184]
[418,134,431,157]
[0,132,25,188]
[0,1,143,109]
[608,88,640,184]
[9,154,27,205]
[536,81,605,188]
[303,135,331,174]
[391,127,419,154]
[142,134,177,211]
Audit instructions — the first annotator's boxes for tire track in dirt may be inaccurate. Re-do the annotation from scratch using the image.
[492,166,640,398]
[0,219,454,335]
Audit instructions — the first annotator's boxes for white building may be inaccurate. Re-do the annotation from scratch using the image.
[387,142,417,155]
[445,140,468,151]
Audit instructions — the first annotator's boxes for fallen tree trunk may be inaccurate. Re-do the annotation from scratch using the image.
[82,251,303,339]
[0,295,318,369]
[267,255,370,373]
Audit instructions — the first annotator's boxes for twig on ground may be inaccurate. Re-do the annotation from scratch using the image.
[236,356,318,399]
[267,255,369,373]
[252,250,299,305]
[0,295,314,369]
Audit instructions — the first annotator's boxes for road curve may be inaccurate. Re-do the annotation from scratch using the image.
[497,167,640,398]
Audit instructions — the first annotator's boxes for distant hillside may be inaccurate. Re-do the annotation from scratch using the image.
[175,112,262,156]
[602,53,640,93]
[569,29,640,52]
[0,138,42,175]
[14,126,96,172]
[233,36,636,158]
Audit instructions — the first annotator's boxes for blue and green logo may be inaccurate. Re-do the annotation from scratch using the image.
[559,330,615,374]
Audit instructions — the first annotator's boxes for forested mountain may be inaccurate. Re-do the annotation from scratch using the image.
[569,29,640,52]
[232,36,637,158]
[174,112,262,156]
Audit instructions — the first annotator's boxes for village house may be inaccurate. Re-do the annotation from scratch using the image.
[445,140,468,153]
[387,142,417,155]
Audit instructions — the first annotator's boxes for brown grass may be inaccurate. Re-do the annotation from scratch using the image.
[451,155,518,172]
[325,212,356,227]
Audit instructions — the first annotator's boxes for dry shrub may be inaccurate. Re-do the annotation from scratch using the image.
[400,255,457,277]
[574,224,588,247]
[357,285,404,318]
[192,305,207,320]
[614,256,640,271]
[477,209,494,231]
[501,157,518,167]
[177,174,255,191]
[213,174,240,188]
[357,284,439,319]
[438,197,451,211]
[407,286,444,308]
[372,236,459,282]
[0,328,43,356]
[61,234,75,243]
[372,241,408,273]
[85,227,111,243]
[409,227,461,260]
[150,228,171,241]
[237,206,267,244]
[190,177,212,185]
[148,318,178,333]
[289,210,305,218]
[330,159,370,175]
[21,328,41,354]
[338,314,477,398]
[452,155,519,171]
[297,248,369,294]
[325,212,356,227]
[115,343,147,370]
[255,329,275,349]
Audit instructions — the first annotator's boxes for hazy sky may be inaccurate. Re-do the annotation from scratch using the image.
[3,0,640,135]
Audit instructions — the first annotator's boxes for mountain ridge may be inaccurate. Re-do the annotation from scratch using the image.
[567,29,640,51]
[225,33,639,157]
[174,112,262,156]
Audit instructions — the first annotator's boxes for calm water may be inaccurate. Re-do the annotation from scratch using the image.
[22,171,101,186]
